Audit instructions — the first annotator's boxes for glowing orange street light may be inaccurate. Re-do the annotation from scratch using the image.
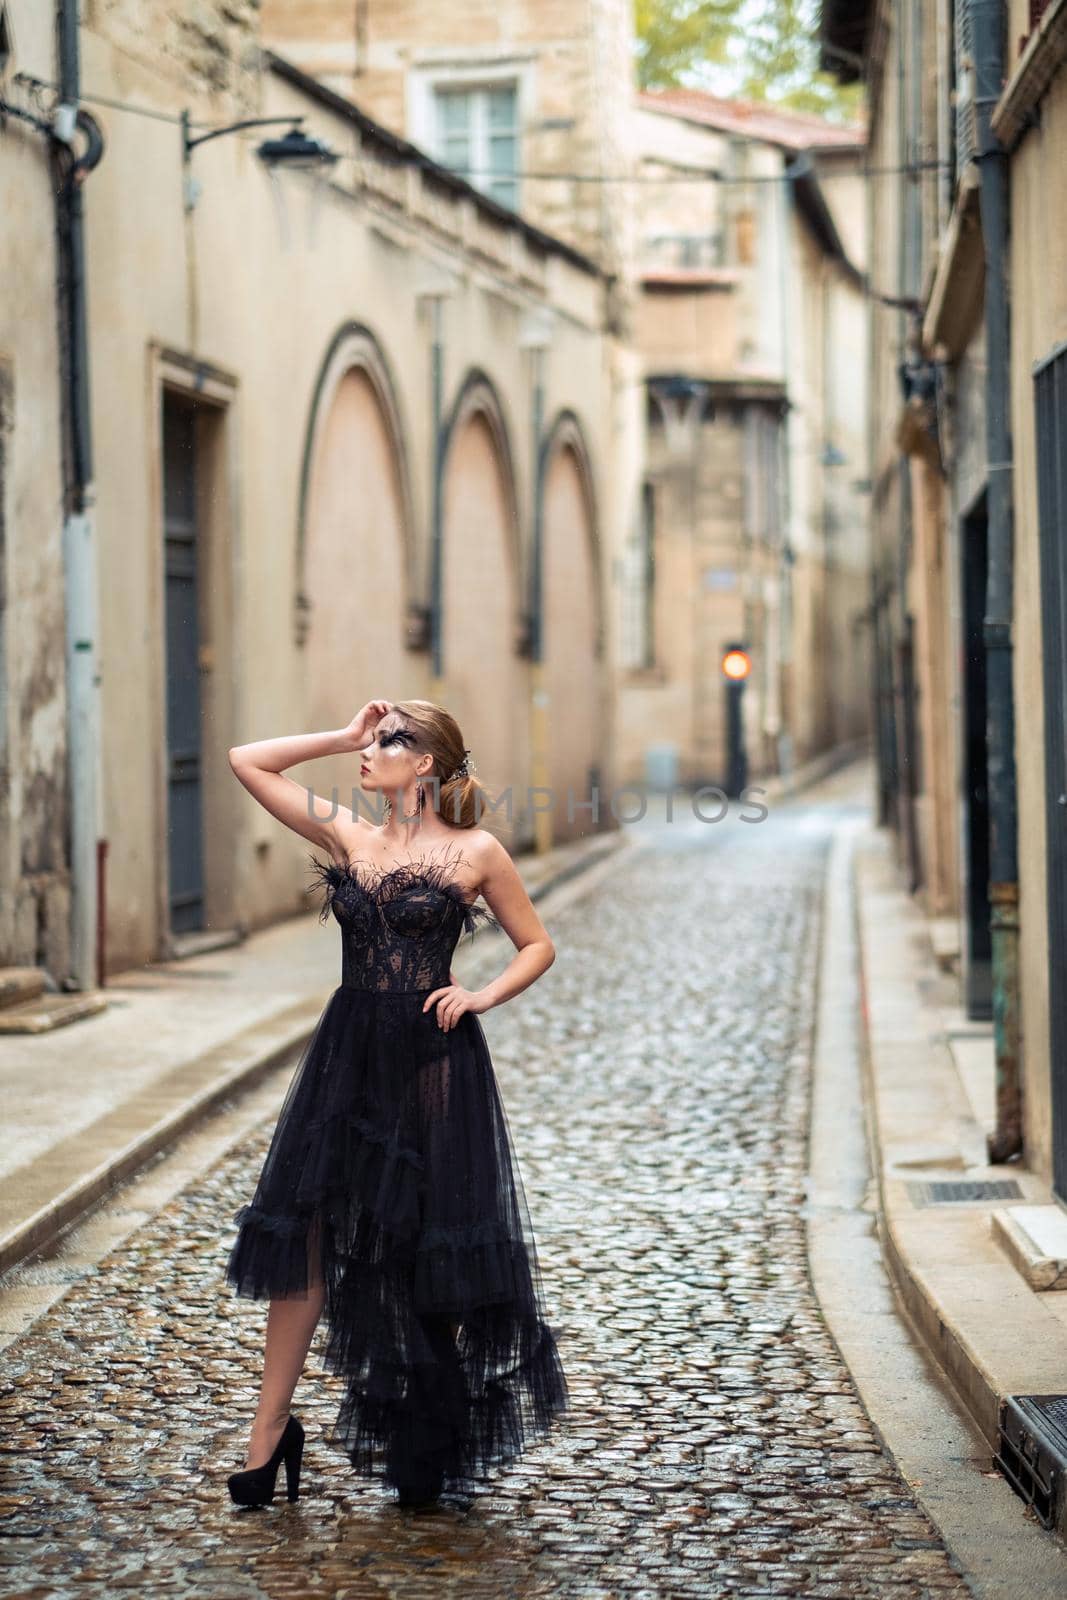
[721,641,750,798]
[721,646,751,681]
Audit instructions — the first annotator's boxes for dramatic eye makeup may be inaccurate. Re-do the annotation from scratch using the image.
[377,725,417,751]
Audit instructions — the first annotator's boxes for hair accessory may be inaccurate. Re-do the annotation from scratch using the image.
[450,748,473,781]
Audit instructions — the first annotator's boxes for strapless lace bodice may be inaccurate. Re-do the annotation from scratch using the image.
[306,845,501,995]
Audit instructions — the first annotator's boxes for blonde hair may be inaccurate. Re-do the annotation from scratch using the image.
[389,700,488,830]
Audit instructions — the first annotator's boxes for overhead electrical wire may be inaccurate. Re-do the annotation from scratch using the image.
[5,71,927,317]
[5,73,946,186]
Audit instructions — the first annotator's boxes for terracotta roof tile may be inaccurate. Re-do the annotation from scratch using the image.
[636,87,866,151]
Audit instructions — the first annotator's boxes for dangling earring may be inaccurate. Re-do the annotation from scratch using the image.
[384,782,424,823]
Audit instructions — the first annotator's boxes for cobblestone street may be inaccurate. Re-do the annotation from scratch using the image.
[0,796,975,1598]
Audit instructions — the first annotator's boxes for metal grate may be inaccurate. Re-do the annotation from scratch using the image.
[996,1394,1067,1532]
[906,1178,1024,1207]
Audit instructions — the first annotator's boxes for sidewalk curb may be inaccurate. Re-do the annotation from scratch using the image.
[0,998,324,1279]
[851,828,1003,1450]
[850,827,1067,1466]
[0,828,629,1280]
[807,815,1067,1593]
[760,735,871,806]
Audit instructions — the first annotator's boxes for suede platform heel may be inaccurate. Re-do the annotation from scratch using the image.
[227,1415,305,1508]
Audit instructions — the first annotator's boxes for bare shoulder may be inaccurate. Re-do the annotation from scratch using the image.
[321,807,376,865]
[465,830,522,892]
[462,828,507,872]
[465,829,550,949]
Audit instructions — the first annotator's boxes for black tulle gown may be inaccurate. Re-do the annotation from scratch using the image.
[225,841,568,1500]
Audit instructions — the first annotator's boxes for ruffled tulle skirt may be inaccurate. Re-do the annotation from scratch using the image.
[225,981,568,1498]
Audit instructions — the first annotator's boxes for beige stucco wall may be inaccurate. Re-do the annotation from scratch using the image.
[441,410,524,841]
[302,366,412,828]
[636,288,739,377]
[542,444,602,840]
[1008,66,1067,1186]
[0,8,71,973]
[632,104,792,381]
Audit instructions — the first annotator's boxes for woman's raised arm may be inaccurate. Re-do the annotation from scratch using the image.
[228,701,391,854]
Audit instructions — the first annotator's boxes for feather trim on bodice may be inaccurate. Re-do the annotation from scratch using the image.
[306,842,502,943]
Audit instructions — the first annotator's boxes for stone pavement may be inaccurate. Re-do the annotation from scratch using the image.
[0,780,981,1597]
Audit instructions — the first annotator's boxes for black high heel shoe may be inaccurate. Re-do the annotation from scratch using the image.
[228,1415,304,1508]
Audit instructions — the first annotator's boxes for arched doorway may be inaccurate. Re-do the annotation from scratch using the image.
[440,376,522,842]
[299,328,413,822]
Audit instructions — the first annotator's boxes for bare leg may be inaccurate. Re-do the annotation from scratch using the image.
[244,1218,326,1470]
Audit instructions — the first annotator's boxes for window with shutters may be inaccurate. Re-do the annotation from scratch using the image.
[432,83,520,212]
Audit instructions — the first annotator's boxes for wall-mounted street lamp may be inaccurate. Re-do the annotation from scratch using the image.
[256,125,340,170]
[180,111,338,211]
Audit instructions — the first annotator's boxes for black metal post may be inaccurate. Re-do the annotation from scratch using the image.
[430,298,444,681]
[723,642,749,800]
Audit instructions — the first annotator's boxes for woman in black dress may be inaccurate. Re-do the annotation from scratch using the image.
[224,698,568,1509]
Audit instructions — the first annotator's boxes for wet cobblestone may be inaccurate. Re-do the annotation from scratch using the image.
[0,805,971,1596]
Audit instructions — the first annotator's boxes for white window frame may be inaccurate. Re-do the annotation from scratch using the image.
[408,57,533,212]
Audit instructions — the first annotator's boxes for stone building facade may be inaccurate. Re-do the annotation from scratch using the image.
[2,0,874,998]
[619,89,870,791]
[821,0,1067,1200]
[1,0,615,980]
[259,0,637,285]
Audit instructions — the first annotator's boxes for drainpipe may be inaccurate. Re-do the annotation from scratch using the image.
[54,0,105,991]
[429,293,445,690]
[528,341,549,855]
[972,0,1021,1162]
[519,305,556,852]
[895,2,922,893]
[416,268,456,696]
[777,160,798,785]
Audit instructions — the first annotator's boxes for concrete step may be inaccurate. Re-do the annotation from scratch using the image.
[929,915,961,973]
[993,1204,1067,1292]
[0,991,109,1034]
[0,994,321,1276]
[0,968,47,1009]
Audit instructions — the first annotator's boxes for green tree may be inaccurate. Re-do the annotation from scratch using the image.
[736,0,864,120]
[635,0,864,123]
[634,0,745,91]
